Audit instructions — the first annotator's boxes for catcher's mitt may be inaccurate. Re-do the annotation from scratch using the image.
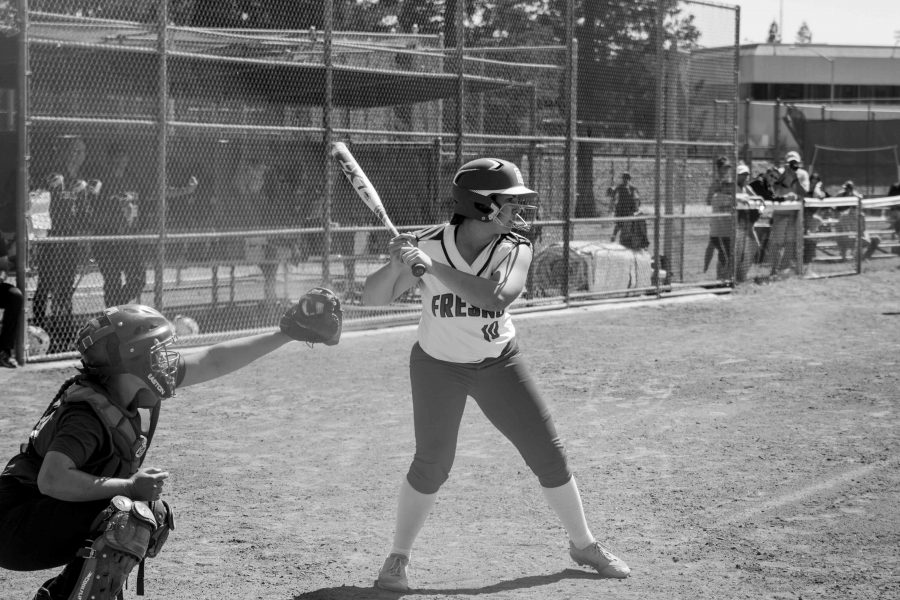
[280,287,342,346]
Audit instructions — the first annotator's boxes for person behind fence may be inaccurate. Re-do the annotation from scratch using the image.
[0,241,23,369]
[362,157,630,593]
[32,136,101,353]
[733,162,766,282]
[802,172,829,270]
[765,150,809,277]
[93,144,147,308]
[747,165,778,264]
[1,168,22,369]
[610,172,647,249]
[835,180,881,261]
[234,153,280,305]
[703,157,734,278]
[0,290,342,600]
[888,181,900,198]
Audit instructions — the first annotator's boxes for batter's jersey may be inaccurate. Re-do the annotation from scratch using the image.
[414,223,531,363]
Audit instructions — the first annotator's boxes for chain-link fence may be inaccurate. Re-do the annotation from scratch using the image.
[3,0,752,363]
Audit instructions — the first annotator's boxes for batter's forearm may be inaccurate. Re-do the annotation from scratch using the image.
[362,262,413,305]
[427,261,510,312]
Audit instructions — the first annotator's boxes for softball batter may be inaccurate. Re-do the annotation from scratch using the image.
[362,157,630,591]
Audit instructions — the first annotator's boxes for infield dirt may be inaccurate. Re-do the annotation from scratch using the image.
[1,267,898,600]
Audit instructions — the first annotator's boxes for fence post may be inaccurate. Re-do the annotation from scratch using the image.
[855,196,863,274]
[773,98,782,162]
[743,98,751,165]
[153,0,169,311]
[731,6,741,285]
[14,0,29,364]
[796,201,805,277]
[454,0,465,167]
[652,2,664,297]
[322,0,333,284]
[562,1,576,304]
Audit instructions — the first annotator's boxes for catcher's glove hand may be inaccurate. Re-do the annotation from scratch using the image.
[280,287,342,346]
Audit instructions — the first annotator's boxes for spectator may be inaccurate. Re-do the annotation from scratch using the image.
[703,159,734,278]
[93,144,146,307]
[0,242,22,368]
[888,181,900,197]
[835,181,881,261]
[733,162,765,282]
[765,150,809,277]
[234,153,279,305]
[748,166,777,202]
[32,136,100,353]
[808,172,827,200]
[1,167,21,368]
[837,179,861,200]
[803,172,829,271]
[747,166,780,265]
[609,172,648,250]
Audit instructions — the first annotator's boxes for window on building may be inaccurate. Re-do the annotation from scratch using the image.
[773,83,804,101]
[835,84,860,102]
[806,84,831,102]
[745,83,766,100]
[871,85,900,103]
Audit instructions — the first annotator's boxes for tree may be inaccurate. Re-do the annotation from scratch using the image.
[767,20,781,43]
[796,21,812,45]
[572,0,700,216]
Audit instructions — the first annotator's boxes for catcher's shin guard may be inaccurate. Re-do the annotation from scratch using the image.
[146,499,174,558]
[67,496,159,600]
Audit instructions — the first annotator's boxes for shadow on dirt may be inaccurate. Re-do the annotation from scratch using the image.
[293,568,603,599]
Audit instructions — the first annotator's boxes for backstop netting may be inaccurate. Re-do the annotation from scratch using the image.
[1,1,741,362]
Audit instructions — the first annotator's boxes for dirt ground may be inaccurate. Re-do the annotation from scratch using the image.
[1,266,898,600]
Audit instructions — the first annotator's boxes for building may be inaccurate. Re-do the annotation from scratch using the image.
[737,43,900,192]
[740,43,900,105]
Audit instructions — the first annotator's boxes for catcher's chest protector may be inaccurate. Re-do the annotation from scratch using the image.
[28,384,158,479]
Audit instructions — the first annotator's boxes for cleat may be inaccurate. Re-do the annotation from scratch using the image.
[0,350,17,368]
[377,553,410,592]
[569,540,631,578]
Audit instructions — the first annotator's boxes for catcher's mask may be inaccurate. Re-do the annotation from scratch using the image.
[76,305,180,399]
[451,158,538,231]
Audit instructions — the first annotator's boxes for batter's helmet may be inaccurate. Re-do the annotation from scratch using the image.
[76,305,180,398]
[451,158,538,230]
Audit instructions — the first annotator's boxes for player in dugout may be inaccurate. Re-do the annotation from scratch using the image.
[362,157,630,592]
[0,290,342,600]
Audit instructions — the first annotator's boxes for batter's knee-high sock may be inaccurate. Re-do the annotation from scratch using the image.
[390,478,438,558]
[541,476,595,549]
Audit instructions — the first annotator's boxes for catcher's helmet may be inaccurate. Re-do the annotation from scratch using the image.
[76,305,180,398]
[452,158,538,230]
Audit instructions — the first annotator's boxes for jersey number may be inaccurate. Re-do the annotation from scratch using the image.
[481,321,500,341]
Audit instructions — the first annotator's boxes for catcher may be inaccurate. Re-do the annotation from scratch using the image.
[0,289,341,600]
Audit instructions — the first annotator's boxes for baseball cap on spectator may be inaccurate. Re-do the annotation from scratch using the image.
[621,172,631,180]
[843,180,854,189]
[736,163,750,176]
[785,151,802,164]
